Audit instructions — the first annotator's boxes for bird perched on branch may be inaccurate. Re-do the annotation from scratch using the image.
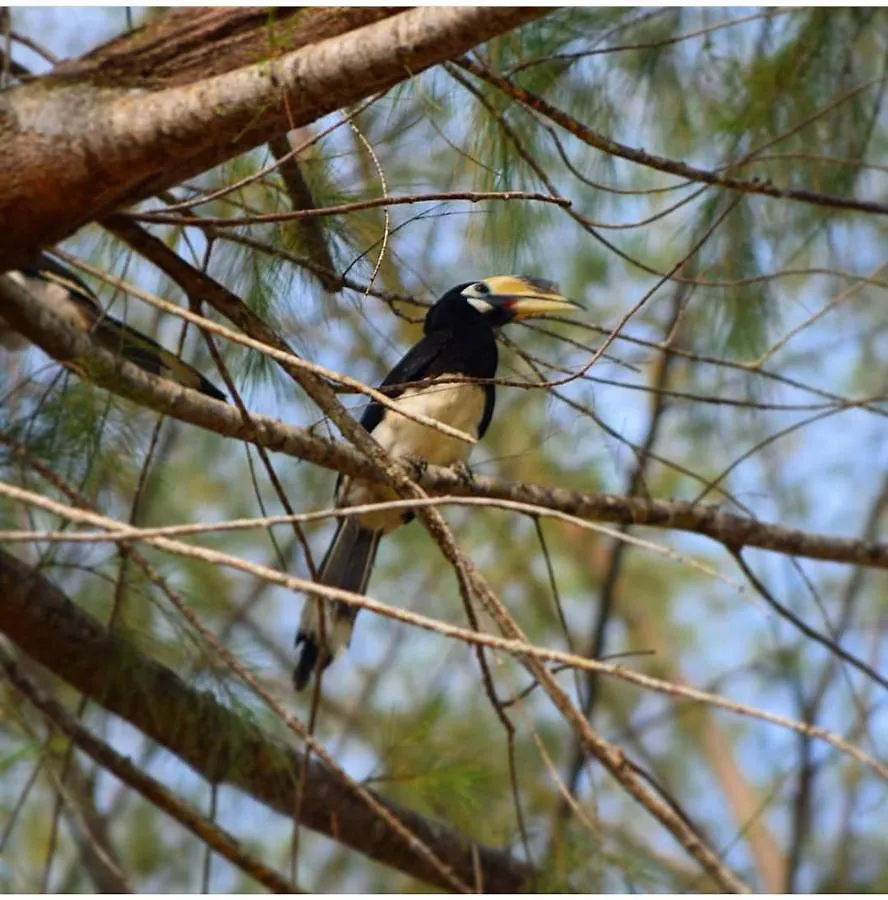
[0,253,226,400]
[294,275,581,691]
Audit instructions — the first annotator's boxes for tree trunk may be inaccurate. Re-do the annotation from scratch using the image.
[0,6,550,269]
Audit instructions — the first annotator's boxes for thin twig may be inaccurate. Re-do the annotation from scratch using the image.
[0,649,302,894]
[128,190,572,227]
[3,481,883,786]
[458,58,888,218]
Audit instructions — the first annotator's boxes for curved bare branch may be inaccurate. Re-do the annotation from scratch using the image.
[0,547,532,892]
[2,270,887,574]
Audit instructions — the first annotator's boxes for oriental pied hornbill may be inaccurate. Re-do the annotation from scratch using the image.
[294,275,580,691]
[1,253,225,400]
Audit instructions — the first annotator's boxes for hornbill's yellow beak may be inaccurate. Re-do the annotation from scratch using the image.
[463,275,582,322]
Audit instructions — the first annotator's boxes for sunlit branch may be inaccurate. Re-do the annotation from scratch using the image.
[3,271,888,573]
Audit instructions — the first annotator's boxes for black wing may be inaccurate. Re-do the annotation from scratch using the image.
[359,329,453,435]
[476,384,495,441]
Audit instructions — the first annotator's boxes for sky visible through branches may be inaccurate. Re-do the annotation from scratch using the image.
[2,6,888,893]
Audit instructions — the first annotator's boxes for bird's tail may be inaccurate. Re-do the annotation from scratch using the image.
[93,317,227,401]
[293,517,381,691]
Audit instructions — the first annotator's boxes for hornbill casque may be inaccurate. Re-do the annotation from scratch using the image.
[0,253,226,401]
[294,274,581,691]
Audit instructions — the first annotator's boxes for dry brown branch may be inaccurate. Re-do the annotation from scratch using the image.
[0,495,739,584]
[127,191,572,227]
[0,547,533,892]
[3,270,888,575]
[9,457,885,743]
[457,58,888,218]
[12,482,882,886]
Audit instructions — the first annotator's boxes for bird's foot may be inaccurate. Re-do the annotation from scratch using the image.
[448,460,476,487]
[405,455,429,482]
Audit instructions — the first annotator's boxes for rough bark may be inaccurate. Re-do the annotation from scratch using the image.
[0,547,532,892]
[0,6,550,269]
[52,8,396,89]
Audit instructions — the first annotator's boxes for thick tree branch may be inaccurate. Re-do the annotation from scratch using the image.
[3,270,888,575]
[0,6,550,268]
[0,649,300,894]
[268,131,341,292]
[0,548,532,892]
[53,9,391,88]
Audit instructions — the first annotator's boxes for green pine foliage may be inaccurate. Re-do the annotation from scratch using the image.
[2,6,888,893]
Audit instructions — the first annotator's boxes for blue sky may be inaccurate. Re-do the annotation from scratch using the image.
[4,8,888,891]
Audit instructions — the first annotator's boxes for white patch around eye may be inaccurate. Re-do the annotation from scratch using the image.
[466,297,494,313]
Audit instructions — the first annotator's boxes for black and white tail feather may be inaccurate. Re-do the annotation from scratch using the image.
[293,517,381,691]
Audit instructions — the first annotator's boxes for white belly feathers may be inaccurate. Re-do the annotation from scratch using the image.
[372,379,484,466]
[341,376,486,532]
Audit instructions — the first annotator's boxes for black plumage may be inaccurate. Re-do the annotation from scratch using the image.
[294,275,580,691]
[359,295,498,438]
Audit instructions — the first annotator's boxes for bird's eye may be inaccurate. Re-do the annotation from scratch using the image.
[473,282,490,295]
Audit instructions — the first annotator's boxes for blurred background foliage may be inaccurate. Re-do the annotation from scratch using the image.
[1,6,888,893]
